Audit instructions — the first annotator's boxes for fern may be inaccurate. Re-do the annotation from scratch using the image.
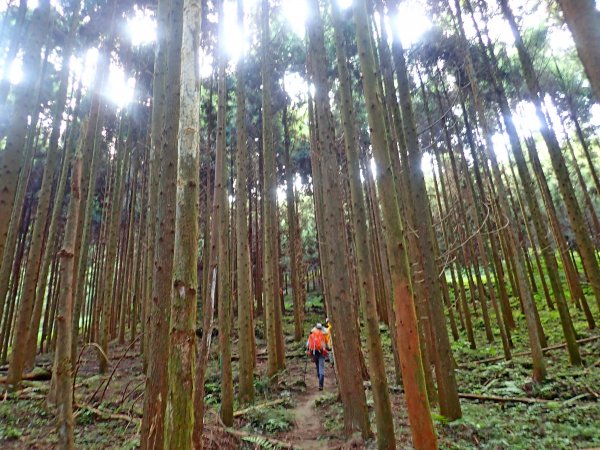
[241,435,282,449]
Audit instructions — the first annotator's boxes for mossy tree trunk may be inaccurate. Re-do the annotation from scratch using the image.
[164,0,199,446]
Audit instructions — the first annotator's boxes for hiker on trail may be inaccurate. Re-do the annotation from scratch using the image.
[324,317,334,368]
[306,323,329,390]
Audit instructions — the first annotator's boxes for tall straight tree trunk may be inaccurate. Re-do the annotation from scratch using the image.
[306,2,371,437]
[140,0,168,369]
[235,0,254,403]
[330,2,395,447]
[0,62,47,341]
[23,1,81,367]
[140,0,183,446]
[70,54,108,368]
[388,14,461,420]
[21,1,80,369]
[53,134,83,450]
[164,0,200,445]
[261,0,283,379]
[283,105,304,343]
[350,0,438,446]
[98,119,128,373]
[215,0,233,427]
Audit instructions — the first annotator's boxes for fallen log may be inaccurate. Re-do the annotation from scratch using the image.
[465,335,600,366]
[232,351,305,361]
[0,367,52,384]
[74,403,141,425]
[458,393,550,404]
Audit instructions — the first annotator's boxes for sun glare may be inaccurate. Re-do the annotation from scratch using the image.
[222,0,246,64]
[284,72,308,103]
[491,133,510,164]
[199,49,214,79]
[105,65,136,107]
[282,0,309,38]
[336,0,353,9]
[514,101,541,135]
[590,104,600,127]
[7,58,23,85]
[392,0,432,47]
[128,8,157,47]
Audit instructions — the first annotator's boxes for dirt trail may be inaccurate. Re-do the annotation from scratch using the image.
[286,358,336,449]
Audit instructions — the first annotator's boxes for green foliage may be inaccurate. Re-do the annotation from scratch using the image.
[245,407,294,434]
[76,409,96,425]
[0,426,22,441]
[440,401,600,449]
[242,435,284,450]
[204,381,221,406]
[314,392,337,408]
[253,376,270,397]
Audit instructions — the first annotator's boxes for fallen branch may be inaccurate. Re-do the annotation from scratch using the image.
[74,403,141,425]
[232,351,304,362]
[458,393,550,404]
[233,398,286,417]
[97,336,140,405]
[465,335,600,366]
[0,368,52,384]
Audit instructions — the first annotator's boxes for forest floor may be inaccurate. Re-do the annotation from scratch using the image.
[0,288,599,449]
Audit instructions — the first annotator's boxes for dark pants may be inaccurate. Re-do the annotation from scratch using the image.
[313,352,325,388]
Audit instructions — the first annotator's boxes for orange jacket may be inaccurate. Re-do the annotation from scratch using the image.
[306,327,328,356]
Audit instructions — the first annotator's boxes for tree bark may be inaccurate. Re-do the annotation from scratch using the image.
[351,0,438,446]
[558,0,600,100]
[53,133,83,450]
[140,0,183,446]
[235,0,255,405]
[164,0,200,446]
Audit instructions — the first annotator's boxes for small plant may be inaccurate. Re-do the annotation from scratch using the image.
[253,376,270,396]
[242,435,283,449]
[246,408,293,433]
[314,392,337,407]
[0,426,22,440]
[76,409,96,425]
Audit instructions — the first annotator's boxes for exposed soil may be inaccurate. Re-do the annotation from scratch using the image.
[285,357,337,449]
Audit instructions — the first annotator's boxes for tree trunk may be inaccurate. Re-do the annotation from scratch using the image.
[140,0,183,446]
[558,0,600,100]
[0,0,50,273]
[235,0,255,404]
[351,0,438,445]
[164,0,200,445]
[500,0,600,313]
[330,2,396,446]
[21,2,80,370]
[261,0,283,379]
[53,133,83,450]
[283,105,304,343]
[388,14,461,420]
